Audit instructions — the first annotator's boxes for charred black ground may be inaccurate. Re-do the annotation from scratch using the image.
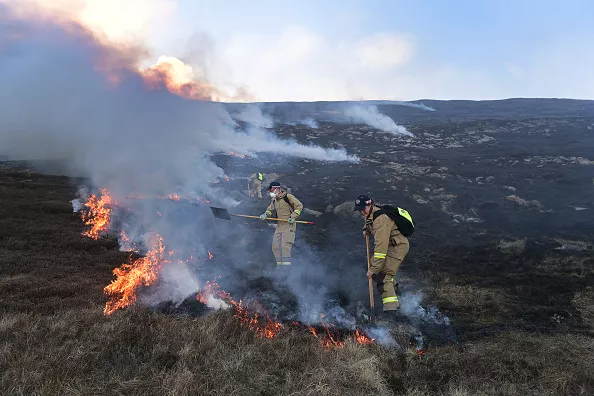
[2,98,594,395]
[204,99,594,346]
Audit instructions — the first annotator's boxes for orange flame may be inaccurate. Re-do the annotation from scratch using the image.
[231,299,284,339]
[196,281,375,347]
[103,233,168,315]
[196,281,283,339]
[125,192,210,206]
[81,188,113,239]
[139,59,223,101]
[229,151,247,159]
[211,175,231,185]
[307,325,344,349]
[119,230,140,253]
[354,329,375,345]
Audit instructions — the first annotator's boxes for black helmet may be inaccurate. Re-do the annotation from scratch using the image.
[353,194,373,211]
[267,181,281,191]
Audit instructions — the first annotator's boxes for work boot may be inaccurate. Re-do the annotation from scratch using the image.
[272,265,290,282]
[374,310,400,326]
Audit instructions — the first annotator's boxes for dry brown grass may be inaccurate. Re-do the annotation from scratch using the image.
[1,308,390,395]
[574,287,594,329]
[1,167,594,395]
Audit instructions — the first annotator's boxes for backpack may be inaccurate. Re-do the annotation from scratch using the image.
[283,195,294,211]
[372,205,415,237]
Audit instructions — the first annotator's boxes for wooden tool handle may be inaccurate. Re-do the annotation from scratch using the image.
[365,234,375,322]
[231,214,315,225]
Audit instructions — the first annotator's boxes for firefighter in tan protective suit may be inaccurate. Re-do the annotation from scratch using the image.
[248,172,264,199]
[354,194,410,312]
[259,181,303,267]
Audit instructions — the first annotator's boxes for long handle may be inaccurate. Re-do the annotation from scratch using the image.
[231,214,315,225]
[365,234,375,323]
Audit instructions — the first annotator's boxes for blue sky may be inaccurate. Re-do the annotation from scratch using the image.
[23,0,594,101]
[147,0,594,101]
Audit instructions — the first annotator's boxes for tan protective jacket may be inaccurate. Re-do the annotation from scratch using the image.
[265,191,303,232]
[365,205,409,273]
[249,172,263,182]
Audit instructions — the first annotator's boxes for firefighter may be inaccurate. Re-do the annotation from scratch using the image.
[259,181,303,267]
[354,194,409,313]
[248,172,264,199]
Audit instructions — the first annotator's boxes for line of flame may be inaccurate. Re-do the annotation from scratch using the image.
[197,281,375,347]
[103,233,167,315]
[79,189,375,347]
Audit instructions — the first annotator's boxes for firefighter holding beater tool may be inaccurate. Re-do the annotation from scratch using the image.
[260,181,303,268]
[354,194,414,318]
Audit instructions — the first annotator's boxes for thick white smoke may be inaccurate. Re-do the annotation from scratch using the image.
[344,105,413,136]
[400,291,450,326]
[401,101,435,111]
[0,5,357,308]
[230,103,274,129]
[374,100,436,111]
[285,117,319,129]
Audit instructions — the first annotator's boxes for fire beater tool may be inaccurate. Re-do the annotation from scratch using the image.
[365,234,376,324]
[210,206,315,225]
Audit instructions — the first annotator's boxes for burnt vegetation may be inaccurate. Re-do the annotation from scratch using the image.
[2,97,594,396]
[1,157,593,395]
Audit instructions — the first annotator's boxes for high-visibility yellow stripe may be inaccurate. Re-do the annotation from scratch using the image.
[276,261,291,266]
[374,253,386,259]
[383,296,399,303]
[258,173,263,180]
[294,209,301,215]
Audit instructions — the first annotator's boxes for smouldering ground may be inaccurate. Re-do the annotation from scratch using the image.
[1,167,593,396]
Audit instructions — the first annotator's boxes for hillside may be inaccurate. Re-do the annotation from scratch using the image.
[2,98,594,395]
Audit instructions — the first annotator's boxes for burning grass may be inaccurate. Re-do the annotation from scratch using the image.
[103,233,167,315]
[81,187,113,239]
[196,281,375,348]
[79,184,377,347]
[1,166,594,395]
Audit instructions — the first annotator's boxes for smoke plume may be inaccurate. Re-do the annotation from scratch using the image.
[344,105,413,136]
[375,100,436,111]
[0,4,358,308]
[230,103,274,129]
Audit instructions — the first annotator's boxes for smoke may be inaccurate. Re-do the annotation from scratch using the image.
[0,5,359,308]
[284,117,319,129]
[344,105,413,136]
[231,127,358,162]
[364,326,397,347]
[394,101,436,111]
[298,118,318,128]
[230,103,274,129]
[371,100,436,112]
[0,6,358,167]
[400,291,451,326]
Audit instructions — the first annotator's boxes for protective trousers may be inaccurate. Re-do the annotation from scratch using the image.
[373,242,409,311]
[252,179,262,198]
[272,229,295,266]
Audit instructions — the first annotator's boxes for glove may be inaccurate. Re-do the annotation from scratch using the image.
[260,213,267,220]
[287,217,295,224]
[362,225,371,237]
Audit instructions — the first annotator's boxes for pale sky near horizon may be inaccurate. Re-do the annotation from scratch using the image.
[14,0,594,101]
